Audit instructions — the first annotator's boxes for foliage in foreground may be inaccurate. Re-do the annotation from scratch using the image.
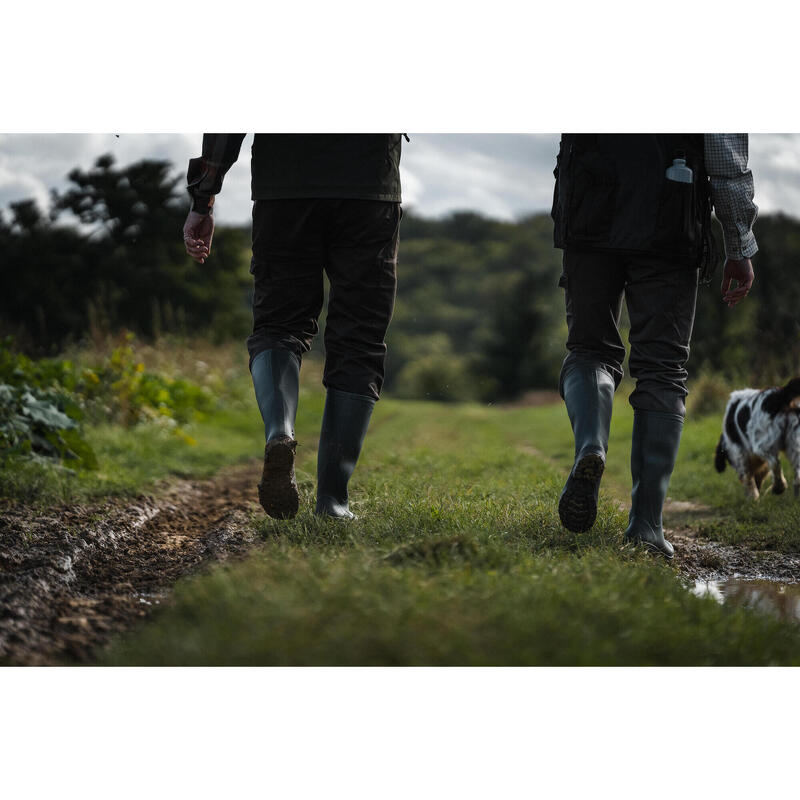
[0,336,260,502]
[0,334,216,469]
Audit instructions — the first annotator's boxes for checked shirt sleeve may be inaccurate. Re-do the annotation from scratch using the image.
[186,133,246,213]
[704,133,759,259]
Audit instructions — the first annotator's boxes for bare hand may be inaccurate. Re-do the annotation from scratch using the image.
[183,210,214,263]
[721,258,754,308]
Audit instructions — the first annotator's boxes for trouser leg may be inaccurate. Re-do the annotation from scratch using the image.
[557,250,625,532]
[247,199,326,366]
[247,200,325,520]
[623,258,698,557]
[323,200,400,400]
[624,258,698,417]
[559,249,627,394]
[315,200,401,518]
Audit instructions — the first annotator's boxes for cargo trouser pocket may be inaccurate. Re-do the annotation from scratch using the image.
[377,203,402,290]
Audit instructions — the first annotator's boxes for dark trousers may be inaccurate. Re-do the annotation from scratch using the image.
[247,199,401,401]
[559,249,699,417]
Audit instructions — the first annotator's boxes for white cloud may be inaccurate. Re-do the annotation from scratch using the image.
[1,133,800,226]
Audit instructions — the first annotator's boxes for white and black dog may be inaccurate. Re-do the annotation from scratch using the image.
[715,378,800,499]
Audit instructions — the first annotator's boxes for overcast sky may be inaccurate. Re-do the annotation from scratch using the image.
[2,133,800,225]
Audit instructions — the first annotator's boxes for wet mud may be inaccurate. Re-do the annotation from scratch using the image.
[671,528,800,584]
[669,506,800,622]
[4,468,800,665]
[0,461,263,666]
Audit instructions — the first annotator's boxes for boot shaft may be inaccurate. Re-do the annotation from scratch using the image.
[561,365,616,460]
[251,348,301,442]
[316,388,375,516]
[625,409,684,557]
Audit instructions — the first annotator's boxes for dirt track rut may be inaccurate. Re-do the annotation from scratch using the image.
[0,461,263,666]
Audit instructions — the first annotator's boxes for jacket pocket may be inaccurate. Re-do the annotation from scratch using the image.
[566,150,618,243]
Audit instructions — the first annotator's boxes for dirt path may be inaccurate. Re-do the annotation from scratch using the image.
[0,461,263,666]
[3,455,799,666]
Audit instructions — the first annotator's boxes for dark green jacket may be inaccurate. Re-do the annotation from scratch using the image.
[187,134,403,213]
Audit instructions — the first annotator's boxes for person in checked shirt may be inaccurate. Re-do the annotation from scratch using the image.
[550,134,757,557]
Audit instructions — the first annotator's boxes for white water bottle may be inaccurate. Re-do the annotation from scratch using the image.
[666,155,693,183]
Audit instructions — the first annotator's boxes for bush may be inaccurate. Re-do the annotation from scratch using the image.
[687,372,731,417]
[0,382,97,469]
[0,334,217,467]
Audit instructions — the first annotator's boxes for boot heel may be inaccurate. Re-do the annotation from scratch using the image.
[558,452,605,533]
[258,437,300,519]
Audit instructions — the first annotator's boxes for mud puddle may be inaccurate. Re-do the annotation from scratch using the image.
[691,578,800,623]
[0,460,264,666]
[672,528,800,583]
[669,523,800,622]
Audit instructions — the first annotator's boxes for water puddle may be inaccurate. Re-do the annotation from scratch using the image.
[136,591,164,607]
[692,578,800,623]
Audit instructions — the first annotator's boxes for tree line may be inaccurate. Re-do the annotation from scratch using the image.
[2,154,799,401]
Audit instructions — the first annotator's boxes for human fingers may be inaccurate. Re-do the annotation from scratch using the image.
[184,238,209,262]
[723,288,750,305]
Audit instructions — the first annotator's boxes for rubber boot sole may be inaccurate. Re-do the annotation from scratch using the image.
[641,540,674,560]
[258,438,299,519]
[624,534,675,560]
[558,452,605,533]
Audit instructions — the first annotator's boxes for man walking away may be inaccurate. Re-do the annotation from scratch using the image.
[183,134,404,520]
[551,134,757,557]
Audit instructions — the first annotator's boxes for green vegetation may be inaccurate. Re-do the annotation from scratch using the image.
[4,151,800,404]
[514,387,800,553]
[5,153,800,665]
[0,336,271,506]
[104,392,800,667]
[0,155,252,352]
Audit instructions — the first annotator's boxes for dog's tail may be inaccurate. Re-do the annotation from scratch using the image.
[762,376,800,415]
[714,434,728,473]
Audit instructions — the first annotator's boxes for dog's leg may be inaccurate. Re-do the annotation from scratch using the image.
[784,424,800,499]
[746,456,768,500]
[769,457,788,495]
[742,473,760,500]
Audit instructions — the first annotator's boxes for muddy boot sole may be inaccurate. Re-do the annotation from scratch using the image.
[558,452,605,533]
[258,438,299,519]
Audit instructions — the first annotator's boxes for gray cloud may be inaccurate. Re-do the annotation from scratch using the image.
[1,133,798,226]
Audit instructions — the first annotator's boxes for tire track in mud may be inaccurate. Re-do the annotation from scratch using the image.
[0,460,264,666]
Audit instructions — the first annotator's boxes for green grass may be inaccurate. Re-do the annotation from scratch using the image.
[104,393,800,666]
[511,393,800,553]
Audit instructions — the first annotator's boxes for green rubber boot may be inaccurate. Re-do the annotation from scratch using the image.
[558,365,615,532]
[624,410,683,559]
[315,389,375,519]
[251,348,300,519]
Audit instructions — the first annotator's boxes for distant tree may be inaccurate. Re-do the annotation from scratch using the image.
[0,154,251,352]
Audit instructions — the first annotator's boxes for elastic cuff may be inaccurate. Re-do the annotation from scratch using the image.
[559,357,622,398]
[248,345,301,372]
[327,388,376,406]
[633,408,685,424]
